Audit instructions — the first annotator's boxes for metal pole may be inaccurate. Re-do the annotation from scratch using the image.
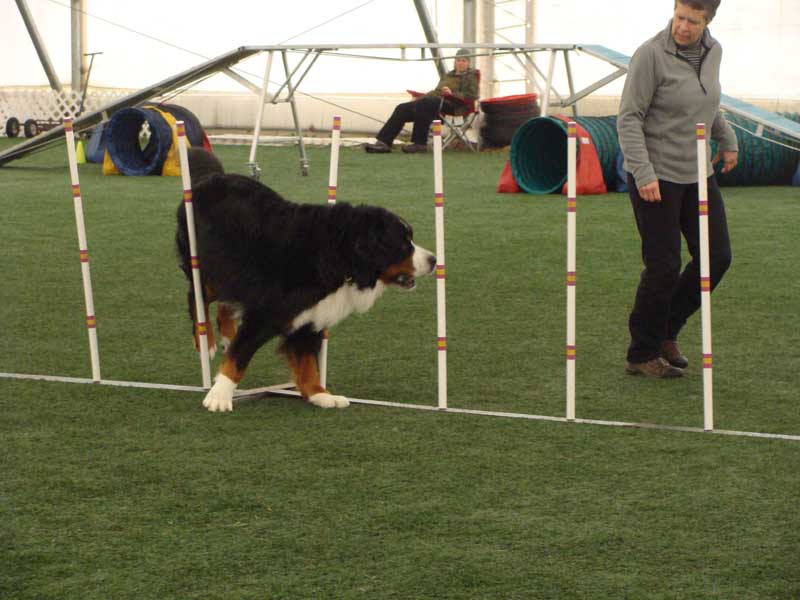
[281,51,310,176]
[77,52,103,117]
[71,0,87,92]
[14,0,62,92]
[248,51,274,179]
[413,0,446,77]
[479,0,496,99]
[540,49,557,116]
[525,0,536,94]
[563,50,578,117]
[463,0,477,43]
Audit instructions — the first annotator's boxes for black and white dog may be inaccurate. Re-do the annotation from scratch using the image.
[176,149,435,412]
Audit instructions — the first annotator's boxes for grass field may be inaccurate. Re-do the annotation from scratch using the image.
[1,136,799,599]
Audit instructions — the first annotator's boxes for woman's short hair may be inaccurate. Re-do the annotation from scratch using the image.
[675,0,721,22]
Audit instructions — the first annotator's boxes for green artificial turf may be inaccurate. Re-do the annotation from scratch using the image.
[1,137,799,599]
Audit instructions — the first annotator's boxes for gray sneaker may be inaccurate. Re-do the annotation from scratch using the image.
[625,357,684,378]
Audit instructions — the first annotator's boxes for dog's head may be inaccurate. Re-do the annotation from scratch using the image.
[351,207,435,290]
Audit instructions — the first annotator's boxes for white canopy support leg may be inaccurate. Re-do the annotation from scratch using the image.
[247,50,274,179]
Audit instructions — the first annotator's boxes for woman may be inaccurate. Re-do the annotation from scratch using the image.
[364,48,478,154]
[618,0,738,378]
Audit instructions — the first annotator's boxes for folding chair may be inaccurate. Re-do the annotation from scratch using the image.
[407,69,481,151]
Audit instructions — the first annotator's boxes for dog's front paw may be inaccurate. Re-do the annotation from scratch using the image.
[309,392,350,409]
[202,375,236,412]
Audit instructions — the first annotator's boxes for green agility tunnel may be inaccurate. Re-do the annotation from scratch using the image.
[712,112,799,186]
[510,116,619,194]
[511,113,799,195]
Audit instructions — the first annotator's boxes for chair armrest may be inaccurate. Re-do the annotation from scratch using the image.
[444,93,477,113]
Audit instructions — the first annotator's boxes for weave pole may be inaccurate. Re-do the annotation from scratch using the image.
[319,115,342,388]
[432,121,448,409]
[63,118,101,382]
[696,123,714,431]
[566,121,577,421]
[176,121,212,389]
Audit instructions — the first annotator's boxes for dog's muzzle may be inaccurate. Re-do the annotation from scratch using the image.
[413,244,436,278]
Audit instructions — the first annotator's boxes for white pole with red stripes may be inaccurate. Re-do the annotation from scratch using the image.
[432,120,448,409]
[566,121,577,421]
[63,118,101,382]
[176,121,212,389]
[696,122,714,431]
[319,115,341,389]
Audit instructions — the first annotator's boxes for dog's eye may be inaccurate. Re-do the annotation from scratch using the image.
[394,273,409,284]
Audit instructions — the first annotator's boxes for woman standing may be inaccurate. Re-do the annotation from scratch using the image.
[618,0,738,378]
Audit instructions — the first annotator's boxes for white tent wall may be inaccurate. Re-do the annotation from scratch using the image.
[528,0,800,111]
[1,0,798,134]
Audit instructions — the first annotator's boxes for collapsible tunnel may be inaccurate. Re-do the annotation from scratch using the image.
[510,116,619,194]
[102,105,207,176]
[712,112,800,186]
[511,114,800,195]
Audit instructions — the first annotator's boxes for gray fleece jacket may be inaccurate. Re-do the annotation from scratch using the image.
[618,20,738,188]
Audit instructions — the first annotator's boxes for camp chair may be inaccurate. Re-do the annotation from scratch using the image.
[407,69,481,151]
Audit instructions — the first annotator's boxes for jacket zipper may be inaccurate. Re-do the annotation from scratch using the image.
[672,45,710,95]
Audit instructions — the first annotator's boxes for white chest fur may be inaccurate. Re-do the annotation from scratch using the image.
[290,281,386,333]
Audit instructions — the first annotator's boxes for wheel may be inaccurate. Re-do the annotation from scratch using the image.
[5,117,20,138]
[23,119,39,138]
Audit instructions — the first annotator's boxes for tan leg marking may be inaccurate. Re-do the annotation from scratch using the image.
[217,303,239,349]
[287,352,325,399]
[219,356,245,384]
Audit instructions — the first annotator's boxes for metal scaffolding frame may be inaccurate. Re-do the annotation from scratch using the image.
[2,42,798,172]
[0,42,599,171]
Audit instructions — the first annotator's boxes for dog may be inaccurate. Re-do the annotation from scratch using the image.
[176,148,436,412]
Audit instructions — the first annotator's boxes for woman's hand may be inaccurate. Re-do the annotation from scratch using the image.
[713,149,738,173]
[638,180,662,202]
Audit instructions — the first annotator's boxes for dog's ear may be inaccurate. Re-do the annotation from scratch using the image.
[351,219,386,288]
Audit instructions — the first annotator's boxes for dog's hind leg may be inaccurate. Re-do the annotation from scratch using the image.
[202,313,277,412]
[280,326,349,409]
[216,302,240,353]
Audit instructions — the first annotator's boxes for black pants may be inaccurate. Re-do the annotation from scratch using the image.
[626,174,732,363]
[377,96,455,145]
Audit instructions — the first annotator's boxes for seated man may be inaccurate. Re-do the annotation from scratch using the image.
[364,48,479,154]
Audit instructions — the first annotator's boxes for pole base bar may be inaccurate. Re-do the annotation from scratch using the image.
[2,372,798,442]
